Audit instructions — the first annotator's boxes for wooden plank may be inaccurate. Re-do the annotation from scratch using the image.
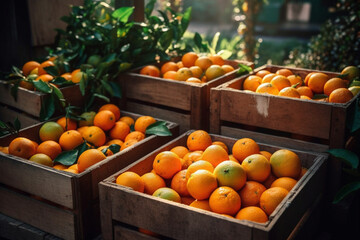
[0,105,41,129]
[220,126,329,153]
[0,154,75,208]
[126,101,190,134]
[220,88,332,139]
[114,224,159,240]
[209,87,223,134]
[0,186,77,240]
[100,131,327,240]
[27,0,83,46]
[99,182,114,240]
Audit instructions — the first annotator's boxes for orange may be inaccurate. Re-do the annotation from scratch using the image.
[181,196,196,205]
[300,95,311,100]
[209,54,225,66]
[59,130,84,151]
[260,187,289,216]
[71,70,86,83]
[213,160,246,191]
[93,110,116,131]
[22,61,40,76]
[278,87,301,98]
[205,65,225,81]
[209,186,241,215]
[53,164,67,170]
[39,121,64,142]
[211,141,228,153]
[60,73,72,81]
[186,77,202,84]
[243,75,262,91]
[19,80,34,90]
[228,154,240,163]
[262,73,277,83]
[275,68,293,77]
[242,154,271,182]
[187,169,218,200]
[201,144,229,167]
[124,131,145,142]
[77,126,89,136]
[329,88,353,103]
[56,117,77,131]
[232,138,260,163]
[297,86,314,99]
[307,72,329,94]
[68,164,78,171]
[341,65,360,81]
[189,200,212,211]
[163,70,177,80]
[260,151,272,160]
[161,61,179,75]
[323,78,348,96]
[195,56,213,71]
[176,61,184,68]
[139,65,160,77]
[82,126,106,147]
[262,172,277,188]
[152,187,181,203]
[29,153,53,167]
[186,160,214,179]
[99,104,121,121]
[181,151,203,169]
[235,206,268,223]
[187,130,212,151]
[37,140,62,160]
[116,171,145,192]
[287,75,303,87]
[153,151,182,179]
[255,83,279,95]
[221,64,235,74]
[120,139,139,151]
[239,181,266,207]
[270,177,298,192]
[98,145,113,156]
[170,146,189,158]
[182,52,198,67]
[38,60,55,76]
[175,67,193,81]
[119,116,135,126]
[256,70,271,78]
[8,137,36,159]
[270,75,291,91]
[304,72,316,85]
[270,149,302,179]
[134,116,156,133]
[106,139,124,147]
[109,121,130,141]
[77,149,106,173]
[35,74,54,82]
[141,172,166,195]
[171,169,190,197]
[189,66,203,78]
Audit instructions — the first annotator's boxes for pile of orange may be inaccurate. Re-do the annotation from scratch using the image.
[2,103,159,174]
[116,130,307,223]
[20,57,85,91]
[242,66,359,104]
[139,52,235,84]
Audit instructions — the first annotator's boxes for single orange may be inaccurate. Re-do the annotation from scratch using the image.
[77,149,106,173]
[182,52,198,67]
[8,137,36,159]
[120,139,139,151]
[152,187,181,203]
[270,149,302,179]
[22,61,40,76]
[260,187,289,216]
[163,70,177,80]
[239,181,266,207]
[209,54,225,66]
[93,110,116,131]
[232,138,260,163]
[329,87,353,103]
[270,177,298,192]
[211,141,229,153]
[134,116,156,134]
[35,74,54,82]
[175,67,193,81]
[56,117,77,131]
[116,171,145,192]
[270,75,291,91]
[209,186,241,215]
[37,140,62,160]
[82,126,106,147]
[153,151,182,179]
[186,160,214,179]
[124,131,145,142]
[161,61,179,75]
[99,104,121,121]
[170,146,189,158]
[205,65,225,81]
[213,160,246,191]
[186,130,212,152]
[201,144,229,167]
[119,116,135,126]
[307,72,330,94]
[275,68,293,77]
[195,56,213,71]
[297,86,314,99]
[262,73,277,83]
[109,121,130,141]
[181,151,203,169]
[171,169,190,197]
[189,200,212,211]
[140,65,160,77]
[59,130,84,151]
[186,77,202,84]
[256,70,271,78]
[221,64,235,74]
[187,169,218,200]
[287,74,303,87]
[243,75,262,92]
[141,172,166,195]
[189,66,203,78]
[235,206,268,223]
[242,154,271,182]
[278,87,301,98]
[255,83,279,95]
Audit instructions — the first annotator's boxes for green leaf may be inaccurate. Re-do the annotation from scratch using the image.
[33,80,52,93]
[145,0,156,19]
[40,93,56,121]
[327,148,359,169]
[10,82,19,101]
[333,181,360,204]
[14,117,21,132]
[103,144,121,155]
[159,29,173,50]
[181,7,192,35]
[101,79,114,96]
[108,81,122,98]
[112,7,134,23]
[130,124,135,132]
[145,121,172,136]
[54,149,78,166]
[211,32,220,53]
[51,77,74,86]
[76,142,90,157]
[79,74,86,96]
[347,98,360,133]
[217,49,232,59]
[350,80,360,87]
[44,66,59,76]
[194,32,203,50]
[93,93,110,103]
[52,85,66,108]
[237,64,252,76]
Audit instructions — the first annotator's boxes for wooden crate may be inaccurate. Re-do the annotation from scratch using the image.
[209,64,358,149]
[0,105,41,129]
[0,80,84,118]
[99,131,327,240]
[119,59,254,133]
[0,111,179,240]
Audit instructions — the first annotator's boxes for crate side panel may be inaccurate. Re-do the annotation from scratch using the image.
[0,105,41,129]
[0,186,77,240]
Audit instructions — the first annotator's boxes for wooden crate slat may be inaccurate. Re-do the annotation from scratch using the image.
[0,105,40,129]
[113,224,160,240]
[0,185,77,240]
